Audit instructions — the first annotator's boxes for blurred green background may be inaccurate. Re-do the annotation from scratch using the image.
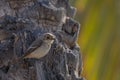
[70,0,120,80]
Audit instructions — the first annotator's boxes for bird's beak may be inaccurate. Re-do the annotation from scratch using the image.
[52,36,55,40]
[53,37,55,40]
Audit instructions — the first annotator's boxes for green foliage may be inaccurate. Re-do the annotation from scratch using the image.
[71,0,120,80]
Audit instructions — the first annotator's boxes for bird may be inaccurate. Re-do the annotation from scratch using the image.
[21,33,55,59]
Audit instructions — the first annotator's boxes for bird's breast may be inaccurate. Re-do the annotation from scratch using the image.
[26,43,51,59]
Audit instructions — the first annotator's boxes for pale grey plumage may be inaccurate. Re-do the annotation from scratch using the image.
[21,33,55,59]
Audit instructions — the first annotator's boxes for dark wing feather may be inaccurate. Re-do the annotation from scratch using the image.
[21,37,43,58]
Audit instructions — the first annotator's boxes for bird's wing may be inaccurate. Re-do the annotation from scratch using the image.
[21,37,43,58]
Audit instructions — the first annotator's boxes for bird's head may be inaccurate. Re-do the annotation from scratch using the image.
[43,33,55,44]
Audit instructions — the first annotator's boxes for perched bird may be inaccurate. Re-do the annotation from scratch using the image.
[21,33,55,59]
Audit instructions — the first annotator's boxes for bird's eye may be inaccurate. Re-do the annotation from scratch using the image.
[46,36,50,39]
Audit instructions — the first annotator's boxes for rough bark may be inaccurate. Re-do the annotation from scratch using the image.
[0,0,85,80]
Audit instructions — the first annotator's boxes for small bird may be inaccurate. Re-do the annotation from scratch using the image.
[21,33,55,59]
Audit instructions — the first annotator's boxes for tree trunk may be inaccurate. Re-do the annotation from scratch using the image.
[0,0,85,80]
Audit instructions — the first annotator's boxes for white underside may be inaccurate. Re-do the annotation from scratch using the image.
[25,40,53,59]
